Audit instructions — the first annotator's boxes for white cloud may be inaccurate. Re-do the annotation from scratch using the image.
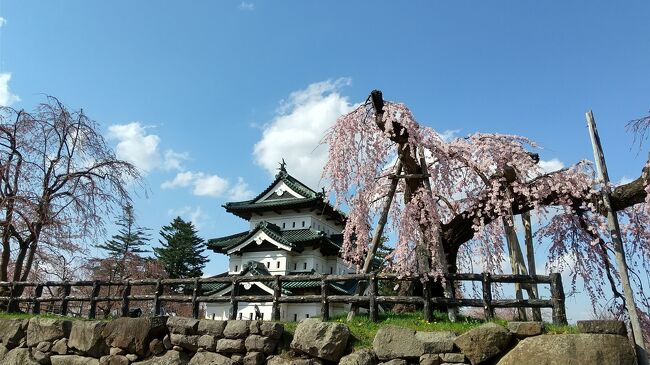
[193,174,229,198]
[253,78,356,188]
[239,1,255,11]
[167,206,209,229]
[0,17,6,27]
[107,122,185,174]
[228,177,254,200]
[439,129,461,142]
[617,176,633,186]
[0,73,20,106]
[162,171,250,200]
[538,158,565,173]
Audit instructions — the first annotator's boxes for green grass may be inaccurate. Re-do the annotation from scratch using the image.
[281,311,578,349]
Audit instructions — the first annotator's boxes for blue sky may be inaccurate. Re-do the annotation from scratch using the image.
[1,1,649,320]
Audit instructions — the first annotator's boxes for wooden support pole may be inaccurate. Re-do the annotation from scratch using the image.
[229,279,239,320]
[120,281,131,317]
[88,280,101,319]
[320,275,329,321]
[32,284,43,315]
[272,276,281,321]
[482,273,494,321]
[192,278,201,319]
[153,279,163,316]
[61,283,71,316]
[522,212,542,321]
[587,111,648,364]
[550,273,567,325]
[423,278,433,323]
[369,273,378,322]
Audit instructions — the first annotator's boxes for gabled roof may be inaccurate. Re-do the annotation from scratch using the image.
[221,168,346,224]
[210,222,301,254]
[250,168,318,202]
[201,262,356,296]
[207,222,342,255]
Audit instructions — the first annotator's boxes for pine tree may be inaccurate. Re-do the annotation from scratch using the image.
[154,217,208,280]
[95,204,151,280]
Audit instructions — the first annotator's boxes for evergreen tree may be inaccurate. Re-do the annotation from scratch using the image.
[95,204,151,280]
[154,217,208,280]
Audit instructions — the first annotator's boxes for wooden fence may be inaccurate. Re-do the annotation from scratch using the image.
[0,272,567,325]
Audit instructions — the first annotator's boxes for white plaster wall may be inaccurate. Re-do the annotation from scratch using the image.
[249,211,342,235]
[205,302,351,321]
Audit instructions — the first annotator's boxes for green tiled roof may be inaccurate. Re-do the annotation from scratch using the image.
[207,222,301,253]
[221,169,346,224]
[207,222,342,254]
[201,263,356,296]
[249,169,318,202]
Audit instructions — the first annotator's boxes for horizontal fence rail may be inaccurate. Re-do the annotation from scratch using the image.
[0,272,567,325]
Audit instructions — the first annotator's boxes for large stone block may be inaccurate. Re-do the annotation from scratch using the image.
[27,318,72,347]
[454,323,512,365]
[373,326,422,360]
[198,320,227,337]
[0,318,28,349]
[506,322,544,339]
[249,321,283,340]
[339,349,377,365]
[416,331,456,353]
[223,321,249,339]
[243,351,264,365]
[0,347,39,365]
[188,351,235,365]
[167,317,199,335]
[170,333,200,352]
[577,320,627,336]
[245,335,278,354]
[132,350,190,365]
[51,355,100,365]
[101,316,168,357]
[496,334,635,365]
[216,338,245,353]
[290,318,350,362]
[69,320,108,357]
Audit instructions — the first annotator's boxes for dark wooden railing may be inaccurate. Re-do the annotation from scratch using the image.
[0,272,567,325]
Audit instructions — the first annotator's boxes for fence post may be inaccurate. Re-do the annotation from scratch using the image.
[153,279,163,316]
[61,282,71,316]
[369,273,378,322]
[192,278,201,319]
[88,280,101,319]
[320,275,329,321]
[33,284,43,315]
[550,273,567,325]
[482,273,494,321]
[121,280,131,317]
[6,282,15,313]
[229,278,239,320]
[272,276,281,321]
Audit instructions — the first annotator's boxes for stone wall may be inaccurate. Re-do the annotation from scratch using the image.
[0,316,637,365]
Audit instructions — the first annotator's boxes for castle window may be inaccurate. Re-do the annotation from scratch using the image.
[292,222,296,228]
[239,313,243,320]
[306,314,310,318]
[282,222,286,229]
[276,261,280,269]
[293,314,297,321]
[330,267,333,274]
[293,263,297,270]
[266,262,270,268]
[302,221,305,227]
[235,265,238,272]
[303,262,307,270]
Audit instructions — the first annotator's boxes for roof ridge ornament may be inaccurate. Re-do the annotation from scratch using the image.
[276,159,288,178]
